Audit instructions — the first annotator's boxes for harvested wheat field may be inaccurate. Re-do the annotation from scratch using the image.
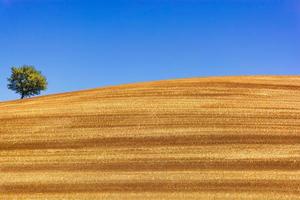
[1,76,300,199]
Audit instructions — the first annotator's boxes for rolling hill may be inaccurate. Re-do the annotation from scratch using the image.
[1,76,300,199]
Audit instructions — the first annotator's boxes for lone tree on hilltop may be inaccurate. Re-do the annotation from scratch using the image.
[7,65,48,99]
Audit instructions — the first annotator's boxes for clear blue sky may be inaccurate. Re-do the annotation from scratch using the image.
[1,0,299,101]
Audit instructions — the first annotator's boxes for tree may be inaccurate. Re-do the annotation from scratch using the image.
[7,65,48,99]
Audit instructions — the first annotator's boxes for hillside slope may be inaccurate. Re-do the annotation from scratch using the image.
[1,76,300,199]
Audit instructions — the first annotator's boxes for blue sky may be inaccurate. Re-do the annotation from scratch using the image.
[0,0,299,101]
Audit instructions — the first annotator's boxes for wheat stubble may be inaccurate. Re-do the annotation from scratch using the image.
[1,76,300,199]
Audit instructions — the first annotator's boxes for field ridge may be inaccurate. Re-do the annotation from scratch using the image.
[1,76,300,199]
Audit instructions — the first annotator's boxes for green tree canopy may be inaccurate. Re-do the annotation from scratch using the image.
[7,65,48,99]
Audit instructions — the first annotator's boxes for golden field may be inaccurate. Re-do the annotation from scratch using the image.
[1,76,300,199]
